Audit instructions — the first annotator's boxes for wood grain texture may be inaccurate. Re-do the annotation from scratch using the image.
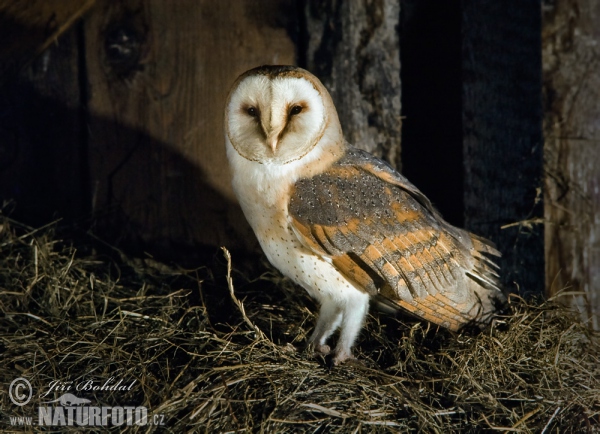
[543,0,600,327]
[84,0,296,248]
[462,0,544,295]
[304,0,401,168]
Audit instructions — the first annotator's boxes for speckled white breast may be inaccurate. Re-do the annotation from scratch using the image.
[226,139,362,305]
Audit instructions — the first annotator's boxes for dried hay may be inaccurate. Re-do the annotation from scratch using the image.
[0,215,599,433]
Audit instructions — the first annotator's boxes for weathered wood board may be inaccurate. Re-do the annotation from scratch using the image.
[84,0,296,249]
[543,0,600,327]
[304,0,401,167]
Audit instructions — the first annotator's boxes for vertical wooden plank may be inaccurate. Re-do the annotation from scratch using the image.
[461,0,545,295]
[84,0,296,249]
[543,0,600,327]
[303,0,402,167]
[0,25,84,224]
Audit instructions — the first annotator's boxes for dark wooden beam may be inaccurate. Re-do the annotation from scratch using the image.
[303,0,402,167]
[543,0,600,325]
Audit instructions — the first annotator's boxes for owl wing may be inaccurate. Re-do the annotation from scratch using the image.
[288,147,506,331]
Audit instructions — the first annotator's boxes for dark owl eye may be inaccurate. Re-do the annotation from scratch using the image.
[290,105,303,116]
[247,106,258,117]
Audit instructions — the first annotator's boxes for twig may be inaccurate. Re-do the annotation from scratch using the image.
[120,310,169,324]
[511,407,541,429]
[500,218,544,230]
[540,407,561,434]
[481,413,523,432]
[221,247,268,341]
[301,403,348,418]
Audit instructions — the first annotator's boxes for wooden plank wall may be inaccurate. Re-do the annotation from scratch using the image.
[0,0,402,254]
[84,0,296,250]
[303,0,401,167]
[543,0,600,327]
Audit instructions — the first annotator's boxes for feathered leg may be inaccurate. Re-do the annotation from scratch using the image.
[308,300,342,355]
[333,291,370,365]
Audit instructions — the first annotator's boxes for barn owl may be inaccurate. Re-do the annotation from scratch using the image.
[224,65,506,365]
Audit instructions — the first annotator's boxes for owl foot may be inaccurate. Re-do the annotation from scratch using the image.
[332,349,354,366]
[313,344,331,355]
[305,342,331,359]
[281,343,297,354]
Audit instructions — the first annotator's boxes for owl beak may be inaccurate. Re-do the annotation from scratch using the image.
[267,135,279,154]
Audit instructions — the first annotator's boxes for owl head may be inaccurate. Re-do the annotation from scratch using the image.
[225,65,342,165]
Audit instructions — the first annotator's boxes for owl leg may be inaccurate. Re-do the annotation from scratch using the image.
[333,291,370,365]
[308,300,342,355]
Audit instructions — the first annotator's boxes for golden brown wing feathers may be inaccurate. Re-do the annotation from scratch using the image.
[289,147,507,330]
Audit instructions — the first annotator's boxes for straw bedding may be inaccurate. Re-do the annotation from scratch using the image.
[1,215,598,432]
